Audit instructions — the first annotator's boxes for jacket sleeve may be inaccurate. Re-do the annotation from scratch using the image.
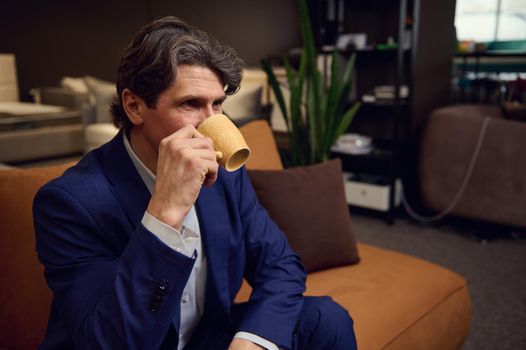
[235,168,307,349]
[33,184,193,350]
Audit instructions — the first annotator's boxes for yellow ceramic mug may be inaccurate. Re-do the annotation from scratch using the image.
[197,114,251,172]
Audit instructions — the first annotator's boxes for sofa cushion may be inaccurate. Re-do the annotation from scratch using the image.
[305,243,471,350]
[61,76,90,94]
[235,242,471,350]
[0,163,73,350]
[248,159,360,272]
[0,125,84,163]
[84,75,116,123]
[239,120,283,170]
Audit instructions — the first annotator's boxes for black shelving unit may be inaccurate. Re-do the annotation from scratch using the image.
[317,0,419,223]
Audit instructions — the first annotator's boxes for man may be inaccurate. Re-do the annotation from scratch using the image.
[33,16,357,350]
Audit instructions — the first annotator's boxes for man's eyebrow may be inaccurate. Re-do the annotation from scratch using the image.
[175,95,202,102]
[174,94,227,103]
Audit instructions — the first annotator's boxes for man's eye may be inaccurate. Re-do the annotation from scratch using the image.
[182,100,198,108]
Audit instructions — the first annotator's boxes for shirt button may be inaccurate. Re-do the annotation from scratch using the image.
[182,294,190,303]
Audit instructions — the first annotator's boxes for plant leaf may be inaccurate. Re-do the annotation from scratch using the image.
[284,57,305,164]
[336,52,357,115]
[324,51,342,148]
[299,0,322,146]
[261,59,289,129]
[298,0,316,74]
[306,76,317,162]
[284,58,302,129]
[260,0,361,167]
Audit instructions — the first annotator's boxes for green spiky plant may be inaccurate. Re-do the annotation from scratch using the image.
[261,0,361,166]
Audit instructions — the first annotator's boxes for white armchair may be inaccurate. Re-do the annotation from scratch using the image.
[0,54,19,102]
[0,54,85,163]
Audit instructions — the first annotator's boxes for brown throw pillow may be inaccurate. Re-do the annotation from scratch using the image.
[248,159,360,272]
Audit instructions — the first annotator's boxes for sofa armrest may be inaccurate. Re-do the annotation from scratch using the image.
[30,87,95,124]
[30,87,89,109]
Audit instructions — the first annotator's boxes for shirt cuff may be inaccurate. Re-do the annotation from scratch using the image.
[142,211,199,258]
[234,331,279,350]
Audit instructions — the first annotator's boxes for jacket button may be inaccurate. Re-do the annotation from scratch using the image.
[157,286,167,296]
[160,278,169,290]
[157,278,169,296]
[150,301,160,312]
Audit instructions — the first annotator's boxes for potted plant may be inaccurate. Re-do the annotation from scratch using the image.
[261,0,361,167]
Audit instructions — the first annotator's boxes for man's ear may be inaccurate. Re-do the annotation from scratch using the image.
[122,89,144,126]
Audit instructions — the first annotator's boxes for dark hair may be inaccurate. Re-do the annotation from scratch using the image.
[110,16,244,130]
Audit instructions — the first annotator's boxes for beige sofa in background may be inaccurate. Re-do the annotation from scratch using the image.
[0,54,85,164]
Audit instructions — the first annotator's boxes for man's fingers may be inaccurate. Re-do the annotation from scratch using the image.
[171,124,199,139]
[184,137,215,151]
[170,124,207,141]
[193,128,207,139]
[180,148,217,162]
[176,148,218,182]
[203,159,219,187]
[156,125,219,187]
[160,125,215,153]
[159,124,202,147]
[184,154,218,187]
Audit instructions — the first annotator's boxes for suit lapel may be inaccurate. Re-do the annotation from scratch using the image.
[101,130,151,230]
[101,131,232,322]
[101,131,183,342]
[196,181,231,323]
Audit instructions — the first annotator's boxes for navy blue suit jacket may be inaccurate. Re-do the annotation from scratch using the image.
[33,131,306,349]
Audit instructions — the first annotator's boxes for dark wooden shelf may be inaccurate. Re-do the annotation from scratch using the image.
[360,99,409,107]
[455,51,526,58]
[320,46,412,56]
[313,0,419,221]
[331,147,395,177]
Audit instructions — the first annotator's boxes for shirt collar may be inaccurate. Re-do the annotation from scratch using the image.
[122,131,155,194]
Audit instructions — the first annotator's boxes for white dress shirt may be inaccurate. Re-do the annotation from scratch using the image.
[123,133,278,350]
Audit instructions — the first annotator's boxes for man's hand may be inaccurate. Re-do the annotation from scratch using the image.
[147,124,219,230]
[228,338,265,350]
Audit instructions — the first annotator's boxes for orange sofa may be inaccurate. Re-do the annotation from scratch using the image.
[0,120,471,349]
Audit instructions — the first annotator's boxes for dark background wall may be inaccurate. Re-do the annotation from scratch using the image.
[1,0,456,136]
[412,0,457,134]
[0,0,300,101]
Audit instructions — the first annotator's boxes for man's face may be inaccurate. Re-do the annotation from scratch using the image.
[137,64,227,153]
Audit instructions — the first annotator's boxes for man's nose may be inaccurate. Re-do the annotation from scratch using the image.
[205,104,218,118]
[201,105,217,121]
[196,106,216,128]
